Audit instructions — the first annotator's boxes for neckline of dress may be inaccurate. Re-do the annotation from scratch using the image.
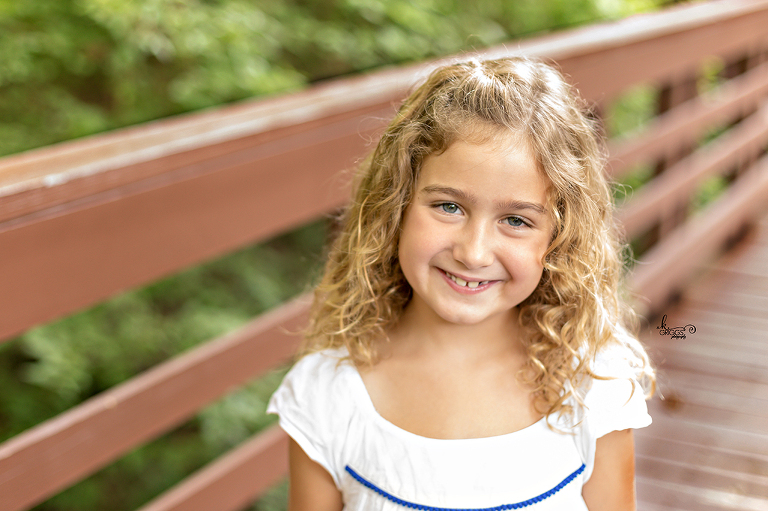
[335,349,548,444]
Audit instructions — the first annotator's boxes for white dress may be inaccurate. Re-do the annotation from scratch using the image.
[267,346,651,511]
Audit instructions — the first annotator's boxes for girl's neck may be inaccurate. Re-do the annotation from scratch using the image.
[385,299,526,365]
[363,299,538,439]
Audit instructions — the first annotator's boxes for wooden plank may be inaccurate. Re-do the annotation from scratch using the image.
[682,295,768,319]
[137,426,287,511]
[607,60,768,178]
[645,318,768,355]
[687,290,768,315]
[636,435,768,478]
[651,303,768,327]
[658,309,768,340]
[1,0,766,217]
[652,381,768,421]
[637,476,768,511]
[704,255,768,280]
[637,415,768,458]
[534,1,768,104]
[654,368,768,403]
[684,268,768,300]
[637,456,768,498]
[636,501,699,511]
[645,312,768,371]
[650,306,768,337]
[499,0,768,102]
[643,301,768,382]
[653,339,768,368]
[646,372,768,433]
[0,107,364,342]
[646,347,768,386]
[628,153,768,315]
[0,98,397,223]
[617,102,768,240]
[0,296,307,511]
[635,208,768,511]
[683,232,768,279]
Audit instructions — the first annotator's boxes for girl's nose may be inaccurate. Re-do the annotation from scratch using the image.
[453,224,494,269]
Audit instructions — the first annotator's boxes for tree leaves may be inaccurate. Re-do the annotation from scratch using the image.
[0,0,663,157]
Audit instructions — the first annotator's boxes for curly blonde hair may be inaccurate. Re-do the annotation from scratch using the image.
[302,56,654,420]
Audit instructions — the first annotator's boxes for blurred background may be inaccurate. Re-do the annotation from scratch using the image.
[0,0,665,159]
[3,1,757,510]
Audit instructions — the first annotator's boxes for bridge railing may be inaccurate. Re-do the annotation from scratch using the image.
[1,1,767,510]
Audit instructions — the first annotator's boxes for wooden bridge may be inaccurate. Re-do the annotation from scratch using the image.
[1,1,767,509]
[635,214,768,510]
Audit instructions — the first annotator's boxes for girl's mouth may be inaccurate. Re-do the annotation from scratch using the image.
[440,269,494,291]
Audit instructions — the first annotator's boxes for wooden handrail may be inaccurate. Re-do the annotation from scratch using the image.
[0,297,307,511]
[629,152,768,315]
[0,110,372,342]
[0,82,403,222]
[607,59,768,178]
[136,425,288,511]
[618,100,768,239]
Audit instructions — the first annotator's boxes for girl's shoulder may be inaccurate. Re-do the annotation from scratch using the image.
[289,346,352,376]
[574,340,653,438]
[272,346,356,406]
[591,339,648,379]
[563,338,653,482]
[266,346,358,488]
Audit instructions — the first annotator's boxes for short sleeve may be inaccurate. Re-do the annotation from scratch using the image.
[584,366,651,439]
[267,349,349,488]
[576,345,652,481]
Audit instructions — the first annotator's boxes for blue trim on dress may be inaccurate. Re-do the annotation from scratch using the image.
[345,463,586,510]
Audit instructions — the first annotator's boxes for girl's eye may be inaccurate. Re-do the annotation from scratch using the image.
[439,203,460,214]
[504,216,527,227]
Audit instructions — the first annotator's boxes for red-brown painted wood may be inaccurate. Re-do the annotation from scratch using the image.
[522,0,768,103]
[629,153,768,315]
[0,111,374,341]
[136,426,288,511]
[608,60,768,179]
[0,296,307,511]
[618,102,768,239]
[636,215,768,510]
[4,0,766,214]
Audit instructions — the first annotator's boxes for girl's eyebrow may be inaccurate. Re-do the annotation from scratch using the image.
[420,185,546,215]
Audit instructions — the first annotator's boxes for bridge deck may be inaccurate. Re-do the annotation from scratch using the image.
[635,214,768,510]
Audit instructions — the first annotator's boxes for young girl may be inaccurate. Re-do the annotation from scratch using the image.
[268,56,654,511]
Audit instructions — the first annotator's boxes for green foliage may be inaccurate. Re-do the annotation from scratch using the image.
[0,0,664,157]
[612,162,654,205]
[250,479,289,511]
[697,55,725,95]
[604,84,658,140]
[691,174,729,212]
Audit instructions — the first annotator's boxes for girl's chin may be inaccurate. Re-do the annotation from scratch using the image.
[433,308,509,327]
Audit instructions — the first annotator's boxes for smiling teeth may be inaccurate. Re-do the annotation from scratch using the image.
[446,272,489,288]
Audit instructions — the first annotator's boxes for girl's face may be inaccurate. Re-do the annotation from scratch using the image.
[398,136,553,327]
